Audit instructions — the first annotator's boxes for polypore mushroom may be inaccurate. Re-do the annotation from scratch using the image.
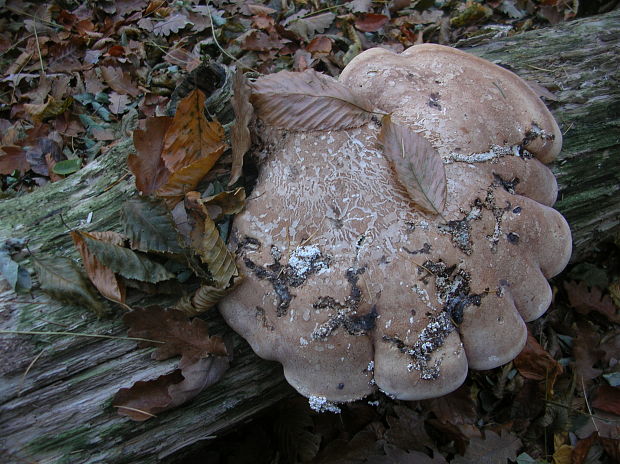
[219,45,572,408]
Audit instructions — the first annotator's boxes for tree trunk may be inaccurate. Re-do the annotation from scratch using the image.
[1,9,619,464]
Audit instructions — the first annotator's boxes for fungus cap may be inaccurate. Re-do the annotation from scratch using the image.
[219,45,572,405]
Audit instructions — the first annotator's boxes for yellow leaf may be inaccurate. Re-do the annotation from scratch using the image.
[552,444,573,464]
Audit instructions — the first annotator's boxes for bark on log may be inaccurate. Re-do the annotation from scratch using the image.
[1,10,619,464]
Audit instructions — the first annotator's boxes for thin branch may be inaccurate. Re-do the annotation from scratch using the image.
[0,329,164,344]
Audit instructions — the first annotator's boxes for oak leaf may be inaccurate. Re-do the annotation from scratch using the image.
[284,11,335,41]
[451,430,522,464]
[101,66,141,97]
[565,280,619,323]
[113,306,229,421]
[379,116,447,215]
[423,384,477,425]
[251,69,373,130]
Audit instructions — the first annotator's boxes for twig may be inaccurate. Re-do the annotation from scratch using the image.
[32,16,45,76]
[18,348,46,396]
[581,375,599,433]
[0,329,164,344]
[113,405,157,418]
[527,64,554,73]
[206,1,259,73]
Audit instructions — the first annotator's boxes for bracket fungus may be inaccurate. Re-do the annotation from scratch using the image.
[219,45,572,409]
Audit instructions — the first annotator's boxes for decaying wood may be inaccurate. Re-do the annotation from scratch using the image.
[1,10,619,464]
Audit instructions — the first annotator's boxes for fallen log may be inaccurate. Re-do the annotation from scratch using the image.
[1,9,619,464]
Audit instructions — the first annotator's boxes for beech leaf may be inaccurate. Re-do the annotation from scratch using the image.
[250,69,374,131]
[122,198,184,254]
[52,158,81,175]
[71,230,126,305]
[32,255,106,316]
[155,156,226,208]
[379,116,447,215]
[229,70,253,186]
[129,116,173,195]
[202,187,246,221]
[176,280,242,316]
[185,192,238,288]
[160,89,227,174]
[76,231,175,283]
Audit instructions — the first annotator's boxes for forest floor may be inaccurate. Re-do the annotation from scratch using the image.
[1,1,619,463]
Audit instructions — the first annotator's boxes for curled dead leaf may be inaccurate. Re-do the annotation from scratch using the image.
[229,70,253,186]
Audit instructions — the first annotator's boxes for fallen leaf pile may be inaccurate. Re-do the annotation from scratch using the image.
[26,87,244,419]
[0,0,596,194]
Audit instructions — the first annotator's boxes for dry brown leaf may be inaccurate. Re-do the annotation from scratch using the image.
[572,323,604,381]
[202,187,246,221]
[423,384,477,425]
[23,96,73,123]
[355,14,389,32]
[185,192,238,288]
[176,279,243,316]
[306,36,333,54]
[0,146,29,175]
[123,306,227,362]
[385,405,433,452]
[284,11,335,42]
[229,70,254,186]
[109,92,130,115]
[129,116,172,195]
[155,156,224,207]
[565,280,620,323]
[114,370,183,421]
[451,430,521,464]
[161,89,227,173]
[514,333,563,388]
[240,30,287,52]
[71,230,126,305]
[115,306,230,420]
[101,66,141,97]
[379,116,447,215]
[44,153,63,182]
[593,385,620,416]
[250,69,374,131]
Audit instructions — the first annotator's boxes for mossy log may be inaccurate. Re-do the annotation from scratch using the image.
[1,10,619,464]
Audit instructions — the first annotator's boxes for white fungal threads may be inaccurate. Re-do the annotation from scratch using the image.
[308,396,341,413]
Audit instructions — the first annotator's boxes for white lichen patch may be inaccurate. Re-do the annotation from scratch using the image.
[309,396,341,413]
[288,245,328,278]
[445,144,532,164]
